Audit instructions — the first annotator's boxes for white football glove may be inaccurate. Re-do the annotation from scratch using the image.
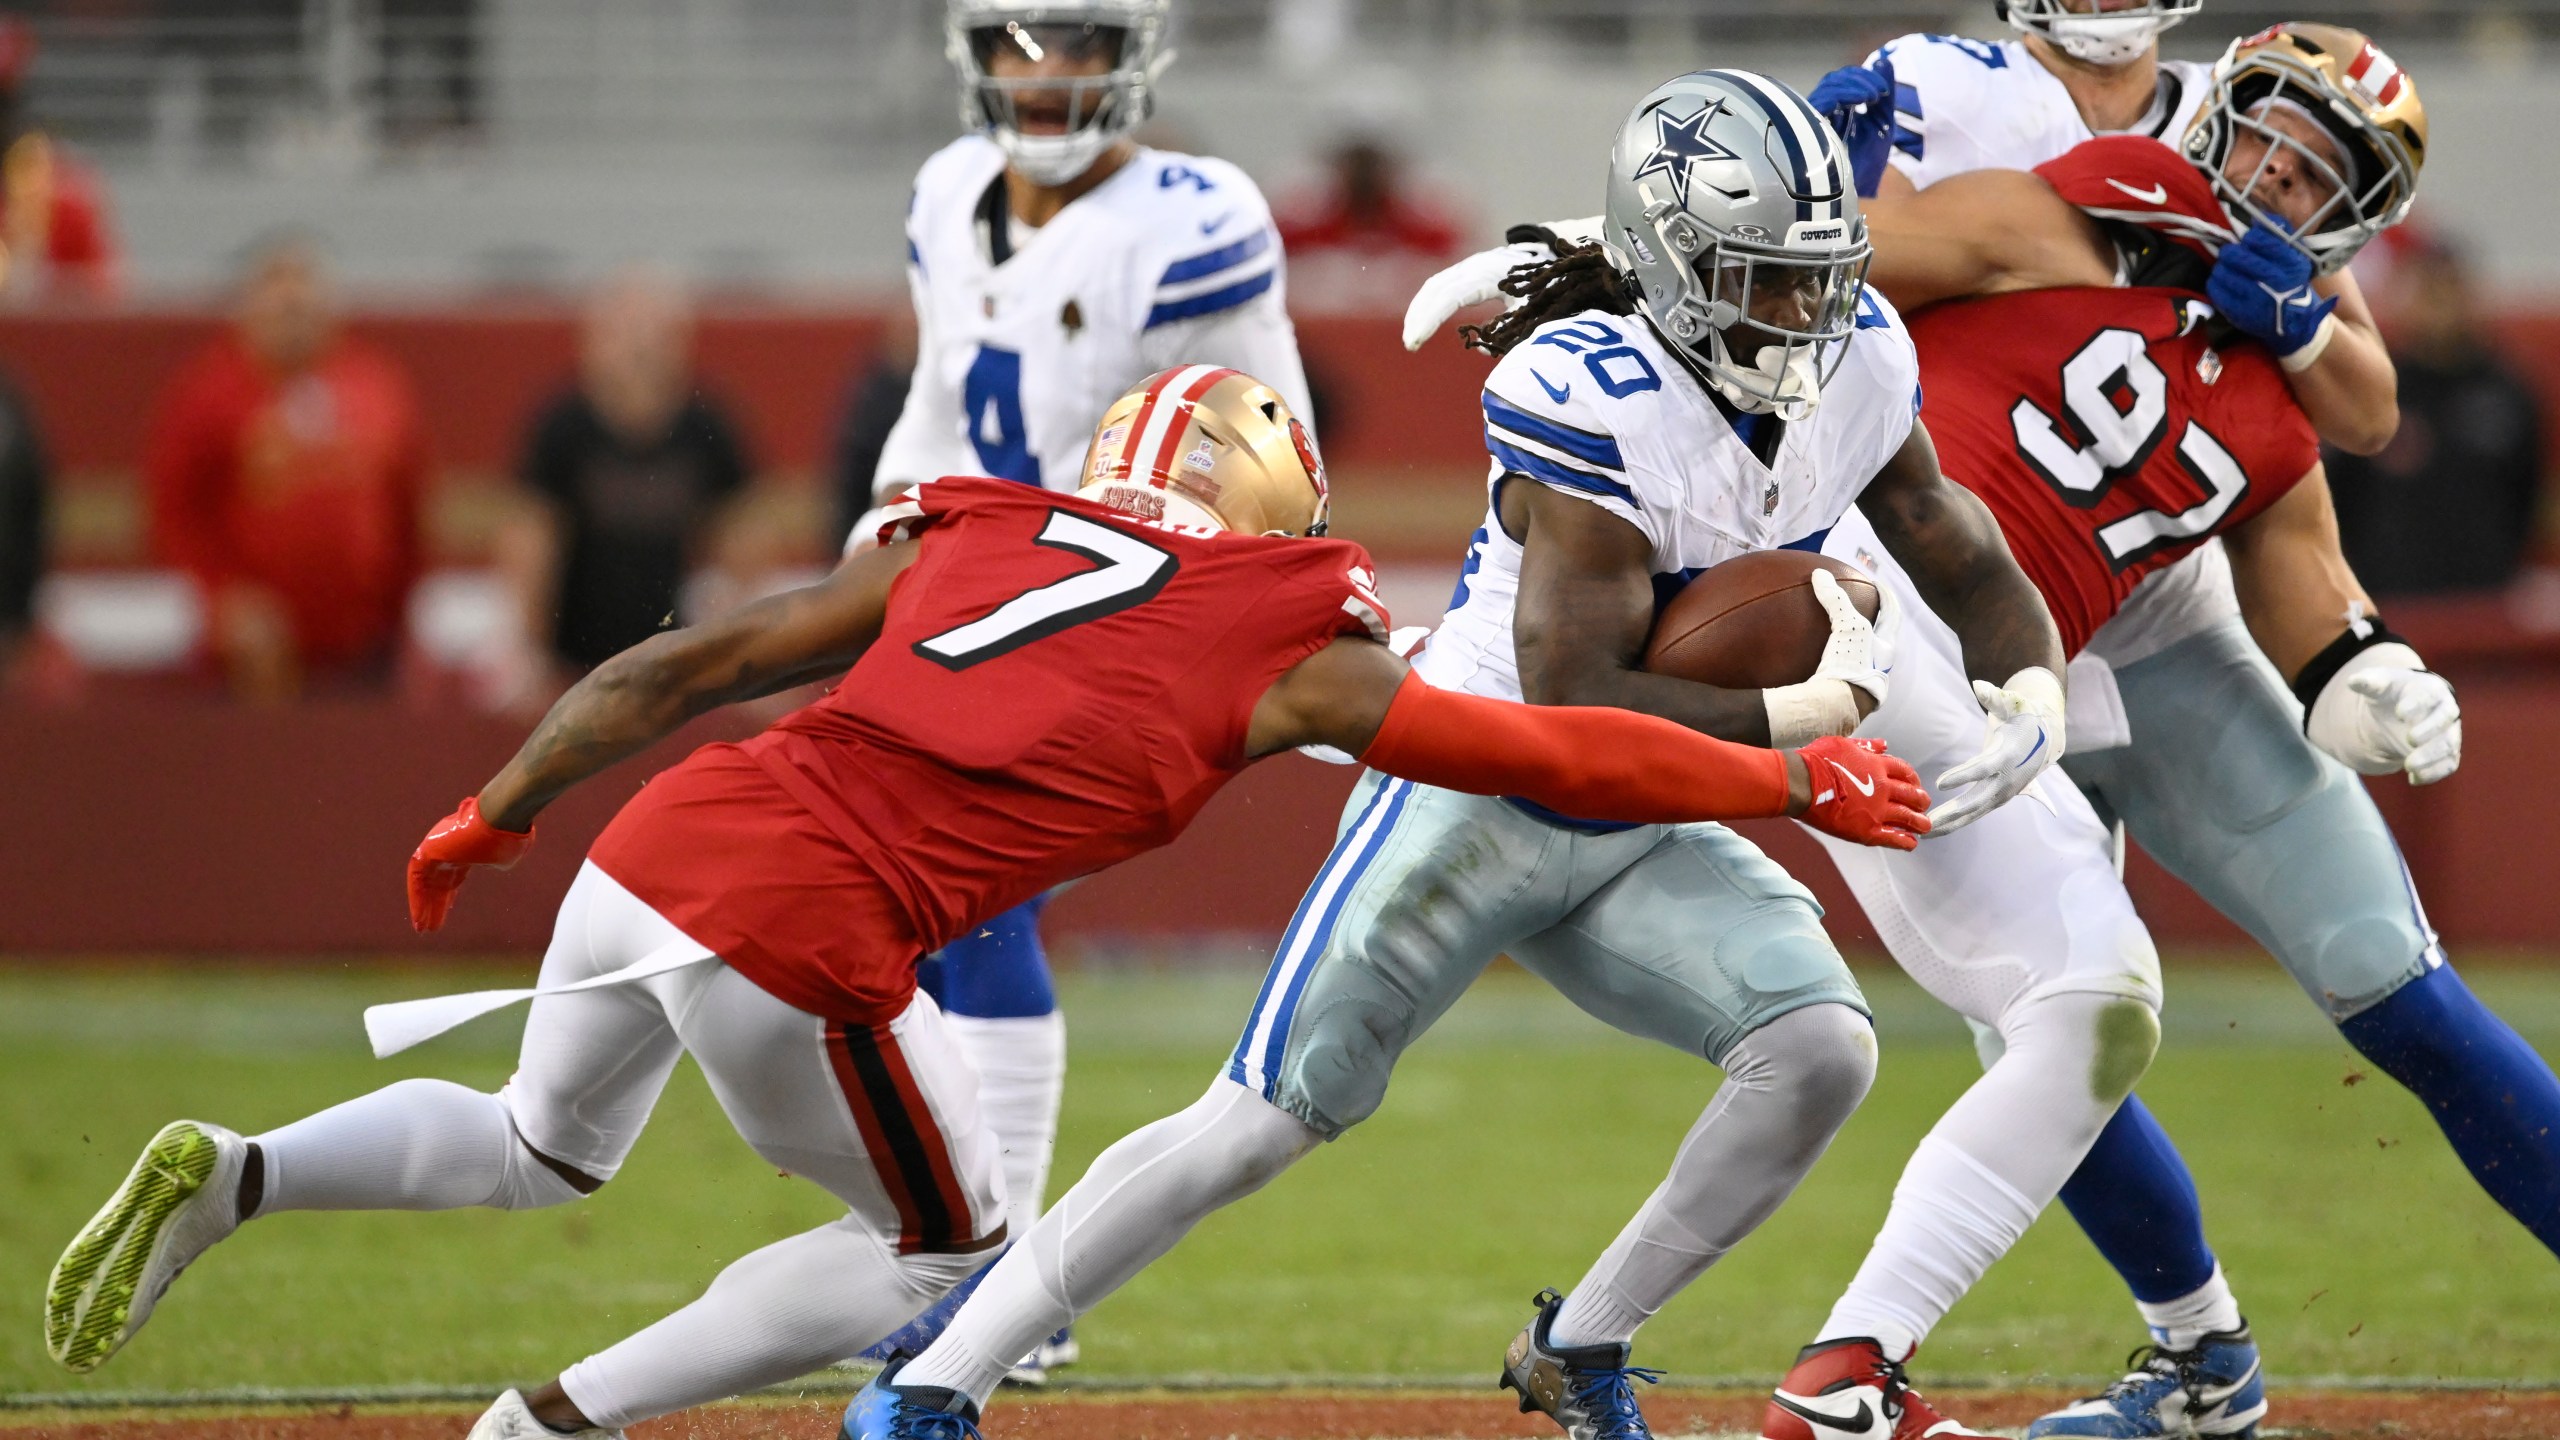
[2308,642,2462,785]
[1927,666,2067,837]
[1399,215,1605,352]
[1763,570,1899,748]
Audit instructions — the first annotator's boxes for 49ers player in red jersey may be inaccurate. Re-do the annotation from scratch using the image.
[43,365,1924,1436]
[1758,43,2448,1440]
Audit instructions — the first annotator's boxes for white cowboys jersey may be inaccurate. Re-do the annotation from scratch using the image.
[1873,33,2210,190]
[1414,299,1921,703]
[874,135,1311,499]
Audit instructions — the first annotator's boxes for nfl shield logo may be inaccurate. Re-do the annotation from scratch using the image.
[1762,481,1780,516]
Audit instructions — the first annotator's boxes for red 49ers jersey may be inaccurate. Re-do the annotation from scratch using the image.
[1909,285,2318,656]
[591,476,1388,1022]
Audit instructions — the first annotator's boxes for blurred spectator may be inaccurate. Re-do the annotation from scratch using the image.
[0,368,45,683]
[146,235,428,701]
[830,308,915,548]
[1273,134,1464,313]
[504,267,749,680]
[0,18,122,304]
[2328,238,2547,595]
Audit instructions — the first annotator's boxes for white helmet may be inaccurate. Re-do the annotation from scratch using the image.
[1998,0,2203,68]
[946,0,1172,186]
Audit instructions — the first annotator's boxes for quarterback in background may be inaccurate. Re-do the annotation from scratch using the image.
[857,0,1313,1375]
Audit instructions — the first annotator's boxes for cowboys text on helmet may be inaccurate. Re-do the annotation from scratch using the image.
[1601,70,1873,421]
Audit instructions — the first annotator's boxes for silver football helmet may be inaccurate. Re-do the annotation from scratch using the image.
[946,0,1172,186]
[1601,70,1871,420]
[1999,0,2202,68]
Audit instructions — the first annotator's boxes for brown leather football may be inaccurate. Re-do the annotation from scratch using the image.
[1642,550,1881,689]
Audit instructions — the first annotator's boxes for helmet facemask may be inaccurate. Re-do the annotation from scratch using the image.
[946,3,1169,186]
[2185,40,2421,276]
[2000,0,2203,67]
[1629,194,1871,421]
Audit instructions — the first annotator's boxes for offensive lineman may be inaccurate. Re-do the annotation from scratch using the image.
[1815,21,2560,1437]
[44,369,1928,1436]
[846,71,2069,1440]
[862,0,1313,1373]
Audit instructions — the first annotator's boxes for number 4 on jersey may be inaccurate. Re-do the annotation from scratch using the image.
[914,510,1179,670]
[2010,327,2252,571]
[964,345,1042,487]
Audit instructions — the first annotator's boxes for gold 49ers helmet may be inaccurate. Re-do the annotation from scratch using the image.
[2182,23,2426,275]
[1079,365,1330,537]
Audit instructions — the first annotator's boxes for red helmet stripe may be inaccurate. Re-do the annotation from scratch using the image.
[1144,366,1242,483]
[1112,368,1192,482]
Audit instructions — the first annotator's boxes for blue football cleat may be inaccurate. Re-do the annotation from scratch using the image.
[2027,1324,2266,1438]
[1499,1288,1663,1440]
[839,1362,982,1440]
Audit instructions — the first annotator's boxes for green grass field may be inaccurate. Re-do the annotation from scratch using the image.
[6,956,2559,1403]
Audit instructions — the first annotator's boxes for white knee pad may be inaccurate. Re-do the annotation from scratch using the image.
[1996,986,2162,1109]
[490,1091,601,1211]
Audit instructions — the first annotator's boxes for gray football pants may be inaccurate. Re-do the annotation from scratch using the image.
[1229,771,1872,1134]
[2064,616,2438,1021]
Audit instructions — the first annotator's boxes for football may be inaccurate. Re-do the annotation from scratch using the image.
[1642,549,1881,689]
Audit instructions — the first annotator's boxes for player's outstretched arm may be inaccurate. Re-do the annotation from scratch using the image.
[1856,420,2070,834]
[1246,637,1930,849]
[475,542,921,829]
[1860,168,2113,310]
[405,542,922,931]
[2225,464,2459,785]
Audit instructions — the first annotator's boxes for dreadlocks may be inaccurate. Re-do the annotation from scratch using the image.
[1459,233,1639,358]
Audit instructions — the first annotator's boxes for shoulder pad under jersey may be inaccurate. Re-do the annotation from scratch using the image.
[1132,151,1284,331]
[2035,136,2234,260]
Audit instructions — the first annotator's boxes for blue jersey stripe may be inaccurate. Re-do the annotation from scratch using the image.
[1487,435,1638,506]
[1158,228,1272,286]
[1144,269,1275,329]
[1482,391,1625,470]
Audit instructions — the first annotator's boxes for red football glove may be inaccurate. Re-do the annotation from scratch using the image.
[1793,736,1931,851]
[407,796,536,933]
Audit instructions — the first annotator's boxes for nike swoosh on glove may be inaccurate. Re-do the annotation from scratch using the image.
[1806,57,1896,198]
[2206,221,2338,357]
[1400,217,1602,352]
[407,797,536,932]
[1795,735,1930,850]
[2309,644,2462,784]
[1927,666,2067,836]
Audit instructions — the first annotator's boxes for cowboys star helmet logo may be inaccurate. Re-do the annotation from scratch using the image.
[1632,101,1745,209]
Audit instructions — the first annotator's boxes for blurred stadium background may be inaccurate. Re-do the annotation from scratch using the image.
[4,0,2560,1424]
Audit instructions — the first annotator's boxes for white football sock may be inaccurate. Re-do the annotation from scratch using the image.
[1550,1003,1876,1350]
[2138,1264,2243,1351]
[253,1078,584,1214]
[897,1079,1321,1405]
[946,1012,1067,1242]
[1818,989,2158,1360]
[558,1219,978,1429]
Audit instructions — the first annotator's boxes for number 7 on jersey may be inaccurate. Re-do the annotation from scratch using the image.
[913,511,1181,670]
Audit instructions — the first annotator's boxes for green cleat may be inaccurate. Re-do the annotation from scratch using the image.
[46,1119,245,1373]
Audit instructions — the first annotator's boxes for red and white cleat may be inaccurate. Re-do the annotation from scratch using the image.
[1760,1338,1994,1440]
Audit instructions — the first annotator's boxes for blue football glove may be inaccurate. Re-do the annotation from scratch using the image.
[1807,57,1896,199]
[2206,221,2339,357]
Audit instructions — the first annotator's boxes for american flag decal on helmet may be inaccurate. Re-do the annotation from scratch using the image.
[2344,41,2404,105]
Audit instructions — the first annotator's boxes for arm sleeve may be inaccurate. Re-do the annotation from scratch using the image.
[1357,673,1790,824]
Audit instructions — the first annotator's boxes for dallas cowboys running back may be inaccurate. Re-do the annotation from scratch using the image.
[1806,19,2560,1439]
[844,70,2066,1440]
[856,0,1313,1379]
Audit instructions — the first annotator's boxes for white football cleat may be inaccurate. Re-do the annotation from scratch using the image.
[466,1388,626,1440]
[46,1120,247,1372]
